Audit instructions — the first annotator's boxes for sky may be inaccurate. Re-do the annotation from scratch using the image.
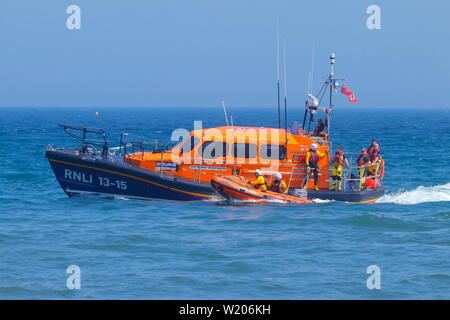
[0,0,448,108]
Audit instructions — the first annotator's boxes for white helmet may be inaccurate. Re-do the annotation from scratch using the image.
[255,169,262,176]
[274,172,282,181]
[310,143,318,150]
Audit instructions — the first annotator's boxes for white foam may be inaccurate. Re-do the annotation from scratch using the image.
[312,198,333,204]
[378,183,450,205]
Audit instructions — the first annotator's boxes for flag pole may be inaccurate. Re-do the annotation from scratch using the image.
[328,53,335,136]
[310,41,315,94]
[276,19,281,130]
[283,40,288,150]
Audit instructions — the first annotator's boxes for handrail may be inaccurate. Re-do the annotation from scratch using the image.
[59,124,109,156]
[58,124,174,159]
[59,124,108,147]
[113,132,177,161]
[332,159,383,191]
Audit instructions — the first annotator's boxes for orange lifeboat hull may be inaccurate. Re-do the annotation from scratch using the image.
[211,175,312,204]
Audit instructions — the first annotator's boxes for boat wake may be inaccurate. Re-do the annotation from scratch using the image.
[311,198,333,204]
[378,183,450,205]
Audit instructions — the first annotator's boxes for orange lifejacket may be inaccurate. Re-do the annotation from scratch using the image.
[379,160,385,178]
[365,177,375,188]
[366,177,381,188]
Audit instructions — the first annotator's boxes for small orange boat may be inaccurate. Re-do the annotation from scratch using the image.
[211,175,312,204]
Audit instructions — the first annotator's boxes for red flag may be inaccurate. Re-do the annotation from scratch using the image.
[340,84,351,96]
[348,93,358,103]
[340,84,358,102]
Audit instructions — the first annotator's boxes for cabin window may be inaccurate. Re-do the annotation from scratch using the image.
[232,143,257,159]
[180,136,200,153]
[260,144,286,160]
[199,141,229,159]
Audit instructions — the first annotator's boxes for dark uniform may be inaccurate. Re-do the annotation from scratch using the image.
[304,147,326,191]
[313,119,325,137]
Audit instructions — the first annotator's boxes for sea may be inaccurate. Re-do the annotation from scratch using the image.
[0,106,449,299]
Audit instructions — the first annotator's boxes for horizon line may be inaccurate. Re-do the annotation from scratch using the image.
[0,105,449,110]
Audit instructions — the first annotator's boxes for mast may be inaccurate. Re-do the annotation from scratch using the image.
[283,40,288,147]
[221,100,230,126]
[276,20,281,129]
[328,53,335,135]
[310,42,315,94]
[303,43,317,131]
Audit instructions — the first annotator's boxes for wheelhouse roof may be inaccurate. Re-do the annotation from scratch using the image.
[190,126,295,141]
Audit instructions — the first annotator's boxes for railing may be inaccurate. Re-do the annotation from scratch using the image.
[276,151,384,192]
[337,158,384,191]
[117,133,172,157]
[58,124,174,162]
[59,124,109,156]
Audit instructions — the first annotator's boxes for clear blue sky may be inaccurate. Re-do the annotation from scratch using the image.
[0,0,448,108]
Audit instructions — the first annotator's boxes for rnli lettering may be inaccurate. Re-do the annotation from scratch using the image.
[64,169,92,184]
[63,169,127,190]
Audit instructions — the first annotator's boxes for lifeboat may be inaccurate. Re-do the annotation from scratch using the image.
[45,54,385,203]
[211,175,312,204]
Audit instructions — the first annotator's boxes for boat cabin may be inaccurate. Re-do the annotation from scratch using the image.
[125,126,331,190]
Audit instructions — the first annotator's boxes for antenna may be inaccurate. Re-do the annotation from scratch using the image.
[328,53,336,135]
[283,40,288,148]
[230,115,234,127]
[330,53,335,76]
[276,18,281,129]
[221,100,230,126]
[307,72,311,94]
[310,41,315,94]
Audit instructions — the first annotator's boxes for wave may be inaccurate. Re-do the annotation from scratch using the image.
[379,183,450,205]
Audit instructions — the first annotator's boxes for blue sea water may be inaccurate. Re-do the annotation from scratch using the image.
[0,106,449,299]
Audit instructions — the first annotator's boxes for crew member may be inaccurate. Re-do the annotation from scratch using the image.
[330,147,345,191]
[250,169,267,192]
[312,118,325,137]
[304,144,327,191]
[270,172,288,194]
[356,148,371,189]
[367,140,378,155]
[337,146,351,169]
[368,140,381,161]
[367,142,382,177]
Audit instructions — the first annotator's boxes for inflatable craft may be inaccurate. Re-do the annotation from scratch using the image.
[211,175,312,204]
